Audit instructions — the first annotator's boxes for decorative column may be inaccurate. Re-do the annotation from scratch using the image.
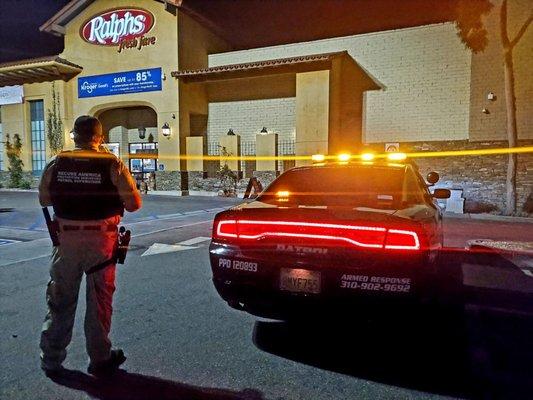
[186,136,204,172]
[254,132,278,185]
[295,70,330,166]
[185,136,205,192]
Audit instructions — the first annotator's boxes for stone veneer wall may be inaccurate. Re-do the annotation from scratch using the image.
[187,171,279,194]
[0,171,39,189]
[155,171,184,191]
[364,140,532,215]
[185,141,531,216]
[252,171,278,188]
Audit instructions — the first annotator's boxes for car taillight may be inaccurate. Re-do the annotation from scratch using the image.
[384,229,420,250]
[213,219,421,251]
[215,219,238,238]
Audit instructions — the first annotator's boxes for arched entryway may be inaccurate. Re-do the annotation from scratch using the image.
[96,105,159,190]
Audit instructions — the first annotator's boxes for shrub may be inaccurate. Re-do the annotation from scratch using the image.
[46,83,64,156]
[217,146,238,196]
[5,134,25,188]
[20,181,32,190]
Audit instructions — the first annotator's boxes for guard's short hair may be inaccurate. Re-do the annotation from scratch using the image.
[73,115,101,142]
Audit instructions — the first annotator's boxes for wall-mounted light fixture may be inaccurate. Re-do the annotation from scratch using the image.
[227,128,235,136]
[69,130,75,140]
[138,126,146,139]
[260,127,268,135]
[161,122,171,138]
[487,92,496,101]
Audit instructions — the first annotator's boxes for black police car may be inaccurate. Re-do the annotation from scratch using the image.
[209,154,451,319]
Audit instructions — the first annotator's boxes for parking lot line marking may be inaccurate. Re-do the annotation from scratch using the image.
[0,225,47,232]
[141,243,199,257]
[132,220,212,238]
[176,236,211,246]
[126,210,219,226]
[0,239,21,246]
[1,254,49,268]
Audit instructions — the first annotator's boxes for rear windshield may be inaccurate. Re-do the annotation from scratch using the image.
[258,166,410,208]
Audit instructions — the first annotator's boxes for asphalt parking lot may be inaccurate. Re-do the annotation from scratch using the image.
[0,191,531,400]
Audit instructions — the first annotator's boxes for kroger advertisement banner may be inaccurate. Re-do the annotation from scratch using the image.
[78,67,162,98]
[0,85,24,105]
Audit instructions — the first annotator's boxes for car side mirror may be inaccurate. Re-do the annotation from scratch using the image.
[427,171,440,185]
[432,188,451,199]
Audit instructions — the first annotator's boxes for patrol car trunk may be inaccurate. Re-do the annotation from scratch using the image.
[212,204,430,270]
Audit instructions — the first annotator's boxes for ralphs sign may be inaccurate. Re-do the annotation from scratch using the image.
[80,8,155,51]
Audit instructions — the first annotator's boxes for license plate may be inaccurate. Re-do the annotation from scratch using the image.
[280,268,321,294]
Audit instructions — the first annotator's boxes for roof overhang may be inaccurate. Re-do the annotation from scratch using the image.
[172,51,378,85]
[172,51,381,103]
[0,56,83,87]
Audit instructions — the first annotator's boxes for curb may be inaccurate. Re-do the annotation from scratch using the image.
[444,212,532,223]
[146,190,246,199]
[0,188,38,193]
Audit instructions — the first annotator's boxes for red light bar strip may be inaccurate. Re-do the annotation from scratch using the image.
[238,220,386,232]
[239,231,384,248]
[237,220,386,249]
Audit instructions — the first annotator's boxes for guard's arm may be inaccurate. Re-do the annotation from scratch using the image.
[38,158,56,206]
[111,158,142,212]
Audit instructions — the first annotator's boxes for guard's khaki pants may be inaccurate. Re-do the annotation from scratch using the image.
[40,216,119,369]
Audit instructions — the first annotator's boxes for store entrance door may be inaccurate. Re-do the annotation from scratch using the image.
[129,142,158,191]
[96,105,158,191]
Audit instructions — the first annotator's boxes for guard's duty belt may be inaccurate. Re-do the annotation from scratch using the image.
[41,207,130,276]
[61,224,117,232]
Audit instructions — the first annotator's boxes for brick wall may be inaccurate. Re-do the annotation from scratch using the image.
[208,98,296,142]
[208,23,471,143]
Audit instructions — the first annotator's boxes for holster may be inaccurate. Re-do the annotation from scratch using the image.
[85,226,131,275]
[42,207,60,246]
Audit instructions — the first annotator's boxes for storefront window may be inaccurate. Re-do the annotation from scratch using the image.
[29,100,46,173]
[106,142,120,158]
[130,159,143,173]
[129,143,143,154]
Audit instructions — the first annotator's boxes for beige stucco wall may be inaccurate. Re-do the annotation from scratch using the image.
[208,23,472,144]
[0,81,69,171]
[295,70,330,165]
[177,11,231,170]
[1,0,234,173]
[60,0,180,169]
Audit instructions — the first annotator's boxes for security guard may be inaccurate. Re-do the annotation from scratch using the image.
[38,115,142,377]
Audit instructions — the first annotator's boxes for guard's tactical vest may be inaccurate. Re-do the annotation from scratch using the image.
[50,150,124,220]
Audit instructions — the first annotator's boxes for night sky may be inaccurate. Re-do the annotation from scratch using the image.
[0,0,457,64]
[0,0,70,63]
